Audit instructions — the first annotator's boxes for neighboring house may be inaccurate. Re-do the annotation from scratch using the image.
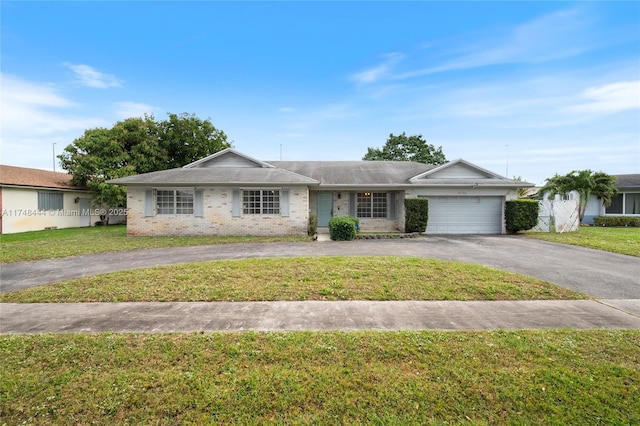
[0,165,100,234]
[583,174,640,225]
[109,149,532,236]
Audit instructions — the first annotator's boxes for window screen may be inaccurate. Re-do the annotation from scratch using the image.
[38,192,63,211]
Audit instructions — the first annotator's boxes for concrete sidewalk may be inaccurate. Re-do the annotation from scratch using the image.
[2,299,639,334]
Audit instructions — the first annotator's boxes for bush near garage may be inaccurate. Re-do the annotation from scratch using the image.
[329,216,359,241]
[505,199,539,233]
[405,198,429,233]
[593,216,640,227]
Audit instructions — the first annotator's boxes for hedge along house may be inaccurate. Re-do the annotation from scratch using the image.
[109,149,533,236]
[0,165,100,234]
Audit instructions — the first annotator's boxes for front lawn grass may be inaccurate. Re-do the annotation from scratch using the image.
[525,226,640,257]
[0,257,585,303]
[0,225,310,264]
[1,330,638,424]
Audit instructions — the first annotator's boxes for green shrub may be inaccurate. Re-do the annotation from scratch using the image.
[404,198,429,233]
[505,199,539,233]
[308,214,318,236]
[329,216,359,241]
[593,216,640,227]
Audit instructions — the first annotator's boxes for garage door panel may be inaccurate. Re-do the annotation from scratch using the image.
[426,196,502,234]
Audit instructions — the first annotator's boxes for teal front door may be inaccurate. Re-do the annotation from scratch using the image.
[317,192,333,227]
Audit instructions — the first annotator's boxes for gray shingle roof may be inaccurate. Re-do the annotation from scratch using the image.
[107,149,532,189]
[108,167,319,186]
[614,174,640,188]
[269,161,434,185]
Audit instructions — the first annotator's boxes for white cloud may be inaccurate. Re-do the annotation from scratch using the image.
[0,73,108,168]
[114,101,157,118]
[396,7,597,79]
[351,53,404,84]
[564,80,640,114]
[389,69,640,135]
[0,73,105,136]
[66,63,122,89]
[1,73,75,108]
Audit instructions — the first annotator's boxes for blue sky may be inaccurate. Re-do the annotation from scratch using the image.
[1,1,638,185]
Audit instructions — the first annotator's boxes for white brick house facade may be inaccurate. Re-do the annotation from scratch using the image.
[126,186,309,236]
[110,149,532,236]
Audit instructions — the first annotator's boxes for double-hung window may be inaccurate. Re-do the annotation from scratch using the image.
[356,192,388,218]
[156,189,194,215]
[243,190,280,215]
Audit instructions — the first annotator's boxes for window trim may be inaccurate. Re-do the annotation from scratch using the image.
[242,189,281,215]
[155,188,195,216]
[356,191,389,219]
[605,192,640,216]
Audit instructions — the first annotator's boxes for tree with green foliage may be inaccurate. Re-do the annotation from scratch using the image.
[541,170,618,224]
[59,113,229,209]
[363,133,447,165]
[157,113,229,169]
[111,115,164,174]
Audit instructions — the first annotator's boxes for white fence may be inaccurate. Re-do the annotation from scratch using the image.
[532,200,579,233]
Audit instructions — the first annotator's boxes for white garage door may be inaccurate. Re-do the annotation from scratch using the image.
[426,196,503,234]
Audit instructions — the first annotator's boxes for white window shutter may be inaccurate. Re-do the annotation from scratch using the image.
[232,189,241,217]
[388,192,397,219]
[144,189,154,217]
[194,189,204,217]
[281,189,290,217]
[349,192,356,216]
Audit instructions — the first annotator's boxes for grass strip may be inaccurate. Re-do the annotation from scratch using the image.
[525,226,640,257]
[0,257,585,303]
[0,225,309,263]
[1,330,638,424]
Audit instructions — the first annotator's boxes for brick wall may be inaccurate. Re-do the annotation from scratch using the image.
[126,187,309,236]
[310,190,404,232]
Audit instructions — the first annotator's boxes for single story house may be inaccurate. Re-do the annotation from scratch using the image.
[109,149,532,236]
[582,174,640,225]
[0,165,100,234]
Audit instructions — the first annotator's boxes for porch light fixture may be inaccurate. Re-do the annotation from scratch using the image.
[74,197,80,203]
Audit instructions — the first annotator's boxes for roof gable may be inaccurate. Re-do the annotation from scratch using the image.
[0,165,82,190]
[109,149,317,186]
[410,159,505,181]
[184,148,274,169]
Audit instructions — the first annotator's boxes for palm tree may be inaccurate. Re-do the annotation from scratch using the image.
[541,170,618,224]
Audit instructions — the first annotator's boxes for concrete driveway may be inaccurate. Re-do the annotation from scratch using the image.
[2,235,639,299]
